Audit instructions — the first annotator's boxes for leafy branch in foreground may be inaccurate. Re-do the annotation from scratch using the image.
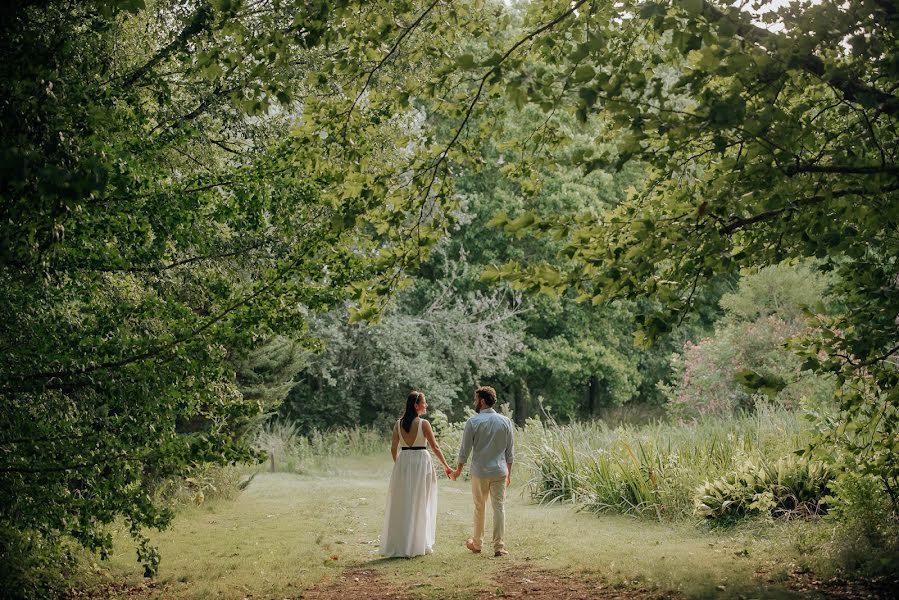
[0,0,451,584]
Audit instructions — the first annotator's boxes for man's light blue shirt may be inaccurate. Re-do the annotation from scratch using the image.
[457,408,514,479]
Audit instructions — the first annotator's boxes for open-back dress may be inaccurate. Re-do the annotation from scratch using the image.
[379,418,437,557]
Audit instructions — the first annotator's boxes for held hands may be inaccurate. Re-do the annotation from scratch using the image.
[443,465,462,481]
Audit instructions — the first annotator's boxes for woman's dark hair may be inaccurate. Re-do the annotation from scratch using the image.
[401,391,424,432]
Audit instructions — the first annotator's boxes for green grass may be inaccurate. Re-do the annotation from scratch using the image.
[86,450,836,599]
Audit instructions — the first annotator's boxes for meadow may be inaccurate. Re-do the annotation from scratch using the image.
[78,410,882,600]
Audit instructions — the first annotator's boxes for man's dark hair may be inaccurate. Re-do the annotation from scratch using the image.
[475,386,497,407]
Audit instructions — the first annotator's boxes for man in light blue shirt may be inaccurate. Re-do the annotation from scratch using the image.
[452,386,514,557]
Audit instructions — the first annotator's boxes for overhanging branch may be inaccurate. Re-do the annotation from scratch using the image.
[785,164,899,176]
[720,183,899,235]
[699,1,899,118]
[121,4,213,88]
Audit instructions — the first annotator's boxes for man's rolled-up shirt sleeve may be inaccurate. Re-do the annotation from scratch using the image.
[457,421,474,465]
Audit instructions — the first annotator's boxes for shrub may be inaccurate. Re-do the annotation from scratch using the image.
[0,526,76,600]
[823,471,899,576]
[249,420,384,474]
[693,455,832,523]
[156,464,250,508]
[663,316,835,420]
[429,409,468,471]
[662,262,836,420]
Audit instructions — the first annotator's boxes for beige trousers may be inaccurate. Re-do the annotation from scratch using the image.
[471,475,506,552]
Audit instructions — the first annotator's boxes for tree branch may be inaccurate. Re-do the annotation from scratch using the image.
[343,0,441,135]
[785,164,899,176]
[418,0,590,209]
[121,4,213,88]
[0,452,138,475]
[720,183,899,235]
[120,241,269,273]
[2,214,326,393]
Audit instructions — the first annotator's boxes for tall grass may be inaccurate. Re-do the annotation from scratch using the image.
[523,406,815,521]
[250,420,385,474]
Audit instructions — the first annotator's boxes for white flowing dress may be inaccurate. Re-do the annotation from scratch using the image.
[379,418,437,557]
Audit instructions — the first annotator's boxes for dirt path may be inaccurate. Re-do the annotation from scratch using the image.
[300,564,899,600]
[301,565,675,600]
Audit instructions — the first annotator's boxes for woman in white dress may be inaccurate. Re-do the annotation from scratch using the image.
[380,391,454,558]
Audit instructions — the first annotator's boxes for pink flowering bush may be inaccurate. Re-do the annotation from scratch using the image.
[663,315,834,420]
[662,263,835,420]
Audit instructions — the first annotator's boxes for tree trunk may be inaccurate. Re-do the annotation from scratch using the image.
[588,374,599,417]
[513,379,528,426]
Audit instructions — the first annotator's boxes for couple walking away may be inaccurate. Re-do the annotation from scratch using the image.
[379,386,514,558]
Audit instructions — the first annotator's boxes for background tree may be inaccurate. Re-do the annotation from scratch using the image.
[280,246,525,431]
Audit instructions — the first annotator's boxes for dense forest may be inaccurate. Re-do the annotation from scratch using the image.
[1,0,897,596]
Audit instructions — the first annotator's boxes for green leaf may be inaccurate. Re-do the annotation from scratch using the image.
[480,264,504,282]
[679,0,704,15]
[505,212,537,233]
[456,54,477,70]
[120,0,146,15]
[574,65,595,83]
[486,212,510,228]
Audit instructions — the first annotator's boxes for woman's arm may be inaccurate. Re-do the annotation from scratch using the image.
[422,420,454,477]
[390,422,400,462]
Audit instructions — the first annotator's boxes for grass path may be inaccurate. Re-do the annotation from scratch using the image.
[87,455,848,599]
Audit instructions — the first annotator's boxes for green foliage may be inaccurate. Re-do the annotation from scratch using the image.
[6,0,899,588]
[694,455,832,524]
[663,316,835,419]
[280,248,525,430]
[0,525,78,600]
[250,420,384,474]
[429,97,681,419]
[427,0,899,514]
[718,263,832,324]
[156,463,251,509]
[233,337,308,411]
[0,0,449,583]
[429,408,471,472]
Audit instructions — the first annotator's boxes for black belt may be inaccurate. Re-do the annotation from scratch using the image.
[402,446,427,450]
